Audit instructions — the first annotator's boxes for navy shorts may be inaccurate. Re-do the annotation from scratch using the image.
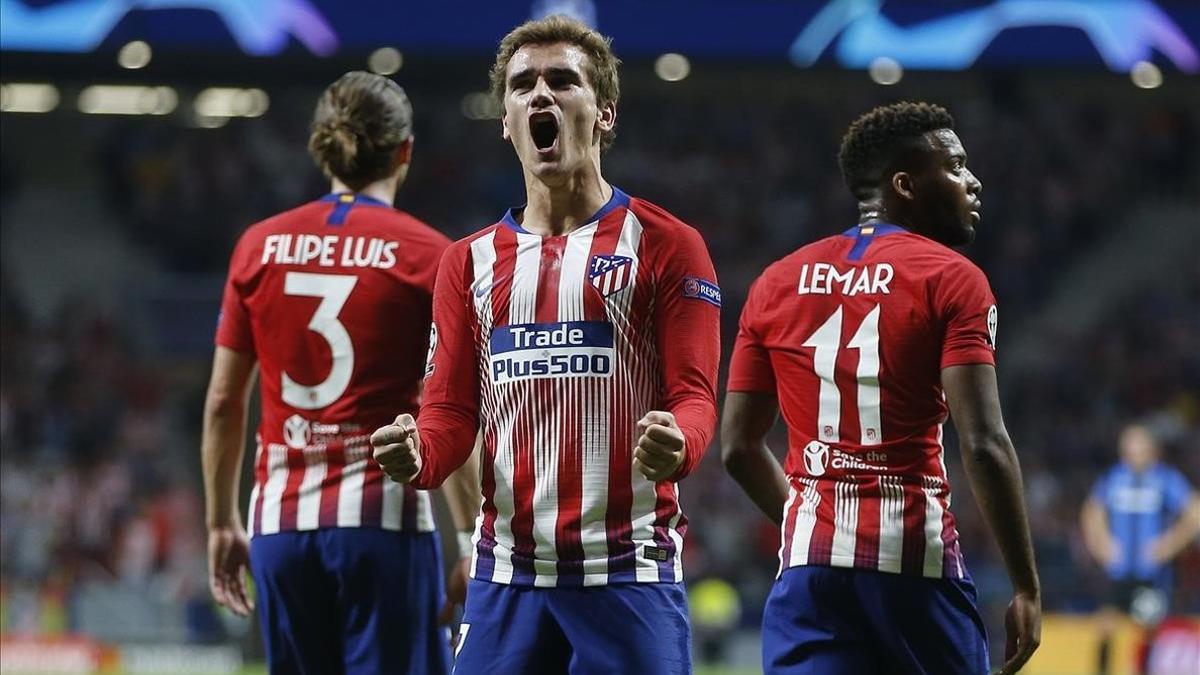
[249,528,451,675]
[762,566,989,675]
[453,578,692,674]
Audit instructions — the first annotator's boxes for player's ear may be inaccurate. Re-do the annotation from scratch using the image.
[891,171,915,202]
[596,99,616,135]
[501,112,511,142]
[394,137,413,167]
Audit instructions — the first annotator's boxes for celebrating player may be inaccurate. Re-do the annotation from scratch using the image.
[201,71,479,674]
[370,15,721,674]
[721,102,1041,674]
[1081,422,1200,674]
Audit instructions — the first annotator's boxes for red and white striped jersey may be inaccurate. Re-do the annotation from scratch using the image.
[728,223,999,579]
[412,187,721,587]
[216,193,450,537]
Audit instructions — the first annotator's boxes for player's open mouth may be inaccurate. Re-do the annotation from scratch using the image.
[529,112,559,153]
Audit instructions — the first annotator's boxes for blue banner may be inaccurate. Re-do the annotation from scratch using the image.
[2,0,1197,72]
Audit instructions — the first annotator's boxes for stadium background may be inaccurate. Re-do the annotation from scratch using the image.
[1,1,1198,673]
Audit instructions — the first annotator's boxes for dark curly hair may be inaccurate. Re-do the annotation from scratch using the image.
[838,102,954,200]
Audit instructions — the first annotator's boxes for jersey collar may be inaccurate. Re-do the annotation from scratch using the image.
[502,186,630,235]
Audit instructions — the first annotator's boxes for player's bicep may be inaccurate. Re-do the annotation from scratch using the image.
[941,363,1006,446]
[206,345,258,407]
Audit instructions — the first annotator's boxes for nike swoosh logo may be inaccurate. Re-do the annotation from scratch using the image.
[473,274,510,299]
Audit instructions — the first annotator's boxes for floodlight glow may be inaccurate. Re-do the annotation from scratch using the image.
[118,40,152,69]
[0,83,60,113]
[1130,61,1163,88]
[868,57,902,84]
[368,47,403,75]
[655,53,691,82]
[194,88,270,118]
[460,92,501,121]
[78,85,177,115]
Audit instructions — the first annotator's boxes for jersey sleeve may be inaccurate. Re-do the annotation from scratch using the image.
[214,235,255,354]
[651,224,720,481]
[412,243,481,489]
[936,260,998,369]
[727,276,776,393]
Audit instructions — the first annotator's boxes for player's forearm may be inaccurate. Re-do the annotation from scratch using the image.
[1080,501,1111,562]
[722,442,789,525]
[202,393,250,529]
[960,431,1040,596]
[670,400,717,480]
[1157,499,1200,559]
[441,437,482,532]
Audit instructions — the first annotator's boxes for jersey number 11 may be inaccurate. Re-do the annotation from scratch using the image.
[802,304,882,446]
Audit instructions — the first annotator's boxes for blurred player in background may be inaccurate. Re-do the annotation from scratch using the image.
[721,102,1041,675]
[371,15,720,674]
[1081,422,1200,674]
[201,71,479,674]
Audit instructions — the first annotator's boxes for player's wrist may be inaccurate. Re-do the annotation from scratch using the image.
[456,531,474,558]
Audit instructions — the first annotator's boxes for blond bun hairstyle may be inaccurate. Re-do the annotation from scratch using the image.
[308,71,412,191]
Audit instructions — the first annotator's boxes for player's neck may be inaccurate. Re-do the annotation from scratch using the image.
[330,177,397,207]
[859,202,917,234]
[519,162,611,237]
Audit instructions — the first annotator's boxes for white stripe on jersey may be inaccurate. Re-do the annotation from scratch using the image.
[531,381,561,586]
[786,478,821,568]
[830,480,859,565]
[416,492,436,531]
[295,448,327,530]
[381,470,404,531]
[877,475,905,574]
[246,436,263,538]
[560,227,613,585]
[922,476,946,577]
[469,230,517,583]
[666,484,686,580]
[337,450,367,527]
[776,485,800,576]
[611,211,665,584]
[258,444,290,535]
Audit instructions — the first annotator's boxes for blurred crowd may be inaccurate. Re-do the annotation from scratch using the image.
[2,71,1198,655]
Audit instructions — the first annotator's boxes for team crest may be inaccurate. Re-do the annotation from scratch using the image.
[588,255,634,297]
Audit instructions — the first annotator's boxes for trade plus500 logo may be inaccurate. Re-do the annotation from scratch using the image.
[489,321,614,384]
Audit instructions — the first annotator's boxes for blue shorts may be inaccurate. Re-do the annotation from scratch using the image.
[762,566,989,675]
[250,529,451,675]
[453,579,692,674]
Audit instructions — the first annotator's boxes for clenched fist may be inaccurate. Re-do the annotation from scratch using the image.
[372,413,423,484]
[634,411,685,482]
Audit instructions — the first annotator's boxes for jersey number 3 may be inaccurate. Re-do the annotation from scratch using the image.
[802,304,882,446]
[282,271,358,410]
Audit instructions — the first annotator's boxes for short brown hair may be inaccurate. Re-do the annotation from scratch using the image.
[308,71,412,191]
[489,14,621,151]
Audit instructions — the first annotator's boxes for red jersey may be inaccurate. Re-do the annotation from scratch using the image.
[216,193,451,537]
[413,188,721,587]
[728,223,998,579]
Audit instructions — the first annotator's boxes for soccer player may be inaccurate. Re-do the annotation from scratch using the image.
[201,71,479,674]
[1081,422,1200,674]
[370,15,721,674]
[721,102,1041,675]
